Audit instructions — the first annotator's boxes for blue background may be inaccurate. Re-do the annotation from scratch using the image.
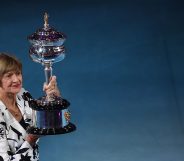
[0,0,184,161]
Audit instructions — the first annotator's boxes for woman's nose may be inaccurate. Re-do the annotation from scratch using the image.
[12,74,19,82]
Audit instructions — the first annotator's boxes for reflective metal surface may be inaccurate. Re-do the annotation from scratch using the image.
[32,109,69,128]
[29,45,65,63]
[28,13,66,64]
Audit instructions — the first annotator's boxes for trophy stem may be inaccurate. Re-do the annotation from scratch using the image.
[44,62,52,85]
[44,62,54,101]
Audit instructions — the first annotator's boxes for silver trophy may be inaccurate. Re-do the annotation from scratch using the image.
[25,13,76,135]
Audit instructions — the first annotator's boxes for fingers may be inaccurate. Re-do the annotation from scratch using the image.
[43,76,61,97]
[44,76,57,89]
[49,76,57,87]
[43,76,57,91]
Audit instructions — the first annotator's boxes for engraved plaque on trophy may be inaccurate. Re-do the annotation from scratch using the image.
[25,13,76,135]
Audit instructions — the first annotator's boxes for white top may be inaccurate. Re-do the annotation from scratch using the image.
[0,88,39,161]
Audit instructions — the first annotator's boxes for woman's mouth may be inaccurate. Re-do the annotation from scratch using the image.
[12,84,21,88]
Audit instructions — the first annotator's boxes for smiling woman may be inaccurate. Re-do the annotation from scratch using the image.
[0,70,22,96]
[0,53,23,121]
[0,53,61,161]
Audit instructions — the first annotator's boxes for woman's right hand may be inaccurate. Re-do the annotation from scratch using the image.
[43,76,61,98]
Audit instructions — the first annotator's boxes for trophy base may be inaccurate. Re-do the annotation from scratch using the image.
[27,122,76,135]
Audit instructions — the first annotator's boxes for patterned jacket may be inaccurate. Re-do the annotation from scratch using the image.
[0,88,39,161]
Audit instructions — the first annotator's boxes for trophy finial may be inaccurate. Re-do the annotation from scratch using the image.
[44,12,49,29]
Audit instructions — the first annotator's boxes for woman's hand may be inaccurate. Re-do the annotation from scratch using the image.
[43,76,61,99]
[26,134,39,147]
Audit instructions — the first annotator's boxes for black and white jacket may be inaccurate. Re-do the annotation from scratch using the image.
[0,88,39,161]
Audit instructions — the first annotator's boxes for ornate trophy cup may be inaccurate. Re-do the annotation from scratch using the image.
[26,13,76,135]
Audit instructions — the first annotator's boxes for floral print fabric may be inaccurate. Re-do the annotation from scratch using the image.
[0,88,39,161]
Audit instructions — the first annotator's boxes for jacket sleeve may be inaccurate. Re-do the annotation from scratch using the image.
[0,109,39,161]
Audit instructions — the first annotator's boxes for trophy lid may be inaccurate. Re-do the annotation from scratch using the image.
[28,13,66,46]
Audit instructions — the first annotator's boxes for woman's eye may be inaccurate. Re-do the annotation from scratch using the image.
[5,74,12,78]
[4,72,14,78]
[16,71,21,75]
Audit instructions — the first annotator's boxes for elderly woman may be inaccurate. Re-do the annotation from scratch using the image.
[0,53,60,161]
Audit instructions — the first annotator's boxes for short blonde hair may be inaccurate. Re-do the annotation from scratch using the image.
[0,53,22,79]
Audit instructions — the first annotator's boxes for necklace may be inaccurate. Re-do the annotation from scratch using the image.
[0,96,22,120]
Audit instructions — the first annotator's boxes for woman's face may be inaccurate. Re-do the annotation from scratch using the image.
[1,71,22,94]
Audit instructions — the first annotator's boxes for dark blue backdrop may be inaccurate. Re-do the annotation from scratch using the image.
[0,0,184,161]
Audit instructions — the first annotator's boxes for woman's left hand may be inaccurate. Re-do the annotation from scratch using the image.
[43,76,61,98]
